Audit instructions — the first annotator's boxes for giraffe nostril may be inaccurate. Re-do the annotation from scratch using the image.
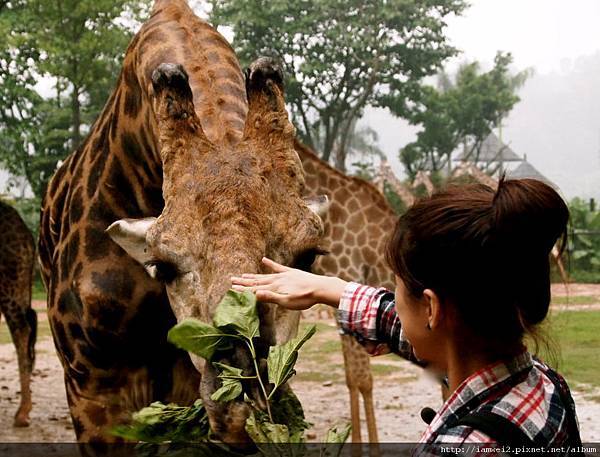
[146,259,179,283]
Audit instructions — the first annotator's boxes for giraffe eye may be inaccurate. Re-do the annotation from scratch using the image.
[292,248,329,272]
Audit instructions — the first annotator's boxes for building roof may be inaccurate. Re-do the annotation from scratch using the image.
[454,132,523,163]
[507,161,557,188]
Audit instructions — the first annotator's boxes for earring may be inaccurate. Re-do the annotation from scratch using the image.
[426,323,431,330]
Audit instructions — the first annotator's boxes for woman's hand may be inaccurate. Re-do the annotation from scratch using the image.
[230,257,348,310]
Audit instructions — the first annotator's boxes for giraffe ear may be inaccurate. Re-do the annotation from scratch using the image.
[106,217,158,277]
[304,195,330,218]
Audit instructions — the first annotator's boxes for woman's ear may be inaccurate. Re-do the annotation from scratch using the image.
[422,288,443,330]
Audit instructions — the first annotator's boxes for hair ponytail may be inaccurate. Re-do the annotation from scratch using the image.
[492,177,569,326]
[493,176,568,259]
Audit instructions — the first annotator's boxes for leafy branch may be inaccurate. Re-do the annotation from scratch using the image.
[114,290,348,451]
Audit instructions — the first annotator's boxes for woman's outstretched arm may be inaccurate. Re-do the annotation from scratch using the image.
[230,257,348,309]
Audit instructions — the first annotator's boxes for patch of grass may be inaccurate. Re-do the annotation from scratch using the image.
[370,364,401,376]
[533,310,600,388]
[0,315,52,345]
[299,321,337,335]
[295,364,345,383]
[551,295,600,305]
[297,321,341,365]
[32,276,47,301]
[316,339,342,354]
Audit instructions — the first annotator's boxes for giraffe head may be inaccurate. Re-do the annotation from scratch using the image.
[106,58,327,444]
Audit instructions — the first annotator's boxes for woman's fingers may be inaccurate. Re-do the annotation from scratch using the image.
[261,257,290,273]
[230,275,273,287]
[231,283,275,293]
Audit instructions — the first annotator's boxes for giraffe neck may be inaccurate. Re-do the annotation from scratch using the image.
[295,140,396,290]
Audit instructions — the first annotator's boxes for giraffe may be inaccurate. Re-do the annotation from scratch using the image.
[296,139,397,453]
[374,160,415,208]
[0,199,37,427]
[451,161,497,188]
[412,170,435,195]
[38,0,327,444]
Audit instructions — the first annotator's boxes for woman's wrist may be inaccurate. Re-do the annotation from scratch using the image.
[312,275,348,308]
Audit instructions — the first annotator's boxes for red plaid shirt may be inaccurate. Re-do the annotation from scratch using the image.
[337,282,582,455]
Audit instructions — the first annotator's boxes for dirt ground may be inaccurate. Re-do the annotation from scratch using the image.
[1,288,600,443]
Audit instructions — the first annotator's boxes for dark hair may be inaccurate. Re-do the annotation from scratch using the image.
[385,177,569,349]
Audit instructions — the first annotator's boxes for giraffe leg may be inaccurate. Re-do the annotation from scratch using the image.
[341,335,363,456]
[348,385,362,457]
[4,305,36,427]
[12,326,33,427]
[362,388,380,457]
[354,343,380,457]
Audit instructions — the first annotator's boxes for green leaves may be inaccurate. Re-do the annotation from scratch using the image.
[245,411,291,444]
[324,423,352,444]
[167,290,260,360]
[213,290,260,339]
[320,423,353,457]
[167,320,232,361]
[120,290,329,450]
[400,51,530,180]
[267,325,316,397]
[210,363,245,403]
[112,400,209,444]
[1,0,149,200]
[270,388,311,440]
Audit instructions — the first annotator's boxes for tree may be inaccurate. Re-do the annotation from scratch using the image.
[347,123,385,181]
[568,197,600,283]
[0,0,148,199]
[400,52,530,180]
[210,0,466,172]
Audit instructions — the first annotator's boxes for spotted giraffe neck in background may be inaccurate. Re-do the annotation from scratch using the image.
[296,139,397,454]
[38,0,250,441]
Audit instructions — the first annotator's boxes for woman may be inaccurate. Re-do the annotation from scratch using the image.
[231,177,583,455]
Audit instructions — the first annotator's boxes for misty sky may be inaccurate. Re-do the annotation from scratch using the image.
[369,0,600,199]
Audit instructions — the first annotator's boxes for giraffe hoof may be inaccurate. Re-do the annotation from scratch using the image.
[13,414,30,428]
[151,63,189,92]
[246,57,284,88]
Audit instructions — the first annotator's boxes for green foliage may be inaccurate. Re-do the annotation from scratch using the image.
[319,423,352,457]
[213,290,260,339]
[112,400,210,444]
[0,0,149,199]
[400,52,530,179]
[382,182,407,215]
[270,388,311,442]
[210,0,466,171]
[536,310,600,388]
[245,410,295,444]
[267,325,316,398]
[323,423,352,445]
[1,196,41,241]
[168,320,233,361]
[567,198,600,283]
[125,290,341,450]
[210,363,245,402]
